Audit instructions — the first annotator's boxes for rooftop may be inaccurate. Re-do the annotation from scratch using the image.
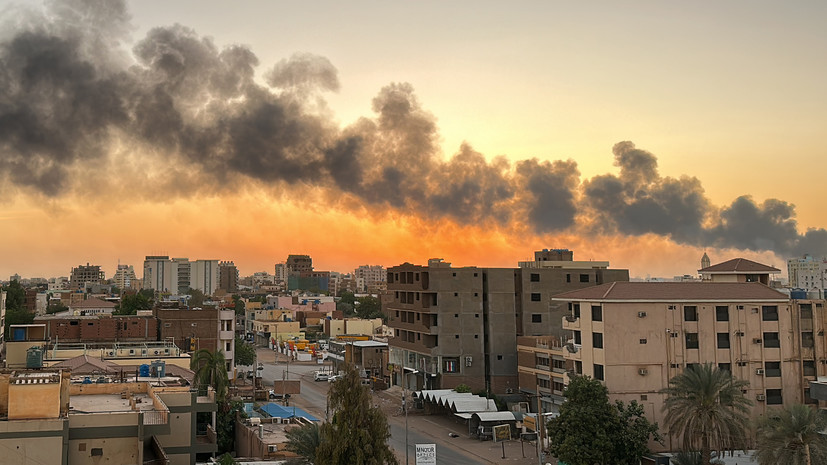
[553,281,789,302]
[70,393,157,413]
[699,258,780,274]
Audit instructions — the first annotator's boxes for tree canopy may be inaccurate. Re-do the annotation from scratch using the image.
[190,348,229,401]
[661,363,752,465]
[315,363,398,464]
[234,337,256,367]
[3,280,32,338]
[547,374,661,465]
[232,295,246,315]
[115,292,152,315]
[355,296,384,320]
[285,422,321,464]
[754,403,827,465]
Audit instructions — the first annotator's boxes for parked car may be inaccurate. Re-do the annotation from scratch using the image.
[327,374,341,383]
[314,371,329,382]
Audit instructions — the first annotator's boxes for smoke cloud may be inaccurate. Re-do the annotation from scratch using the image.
[1,0,825,259]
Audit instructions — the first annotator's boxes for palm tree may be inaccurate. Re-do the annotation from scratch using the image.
[190,348,229,400]
[661,363,752,465]
[284,422,321,464]
[670,451,723,465]
[754,404,827,465]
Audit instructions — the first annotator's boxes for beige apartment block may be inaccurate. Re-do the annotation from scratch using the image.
[0,369,217,465]
[516,335,571,415]
[554,281,822,452]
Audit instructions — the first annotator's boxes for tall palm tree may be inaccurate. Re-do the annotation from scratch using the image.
[661,363,752,465]
[754,404,827,465]
[190,348,229,400]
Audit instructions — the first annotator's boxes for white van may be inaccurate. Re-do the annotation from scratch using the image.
[314,371,329,382]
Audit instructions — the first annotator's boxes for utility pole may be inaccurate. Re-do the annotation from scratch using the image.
[536,393,543,465]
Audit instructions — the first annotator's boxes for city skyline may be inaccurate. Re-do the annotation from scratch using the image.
[0,0,824,279]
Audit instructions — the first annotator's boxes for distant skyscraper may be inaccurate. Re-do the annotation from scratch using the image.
[787,255,826,298]
[191,260,219,295]
[286,254,313,274]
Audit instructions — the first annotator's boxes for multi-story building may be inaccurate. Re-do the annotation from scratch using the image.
[516,335,569,414]
[788,255,827,298]
[0,368,217,464]
[35,314,159,342]
[69,263,105,290]
[173,257,191,295]
[218,261,239,293]
[110,264,138,290]
[0,290,5,355]
[191,259,219,295]
[355,265,387,293]
[386,251,628,394]
[143,255,176,293]
[286,254,313,274]
[155,306,235,379]
[553,279,821,451]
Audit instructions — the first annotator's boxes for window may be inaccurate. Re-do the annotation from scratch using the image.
[717,332,730,349]
[573,303,581,318]
[684,306,698,322]
[497,355,503,360]
[530,293,541,302]
[443,358,459,373]
[764,332,780,348]
[715,306,729,322]
[566,274,571,283]
[593,333,604,349]
[530,273,540,282]
[718,363,731,372]
[640,339,647,344]
[591,306,602,322]
[455,335,459,339]
[765,361,781,377]
[805,388,819,404]
[766,388,783,405]
[575,360,582,374]
[762,305,779,321]
[802,331,815,348]
[800,303,813,319]
[574,331,582,345]
[91,448,103,457]
[579,274,589,283]
[685,332,699,349]
[803,360,816,377]
[594,364,604,381]
[531,314,542,323]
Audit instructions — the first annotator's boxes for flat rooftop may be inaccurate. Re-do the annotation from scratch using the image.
[70,393,157,414]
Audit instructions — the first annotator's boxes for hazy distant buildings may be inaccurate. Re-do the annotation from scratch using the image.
[286,254,312,274]
[788,255,827,298]
[143,255,176,293]
[355,264,386,293]
[111,264,138,290]
[142,256,222,295]
[68,263,105,290]
[218,261,239,293]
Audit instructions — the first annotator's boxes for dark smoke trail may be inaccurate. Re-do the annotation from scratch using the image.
[0,0,825,259]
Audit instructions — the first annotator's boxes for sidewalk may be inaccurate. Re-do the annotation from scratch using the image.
[375,387,548,465]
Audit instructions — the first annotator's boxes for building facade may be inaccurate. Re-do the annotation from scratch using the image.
[218,261,239,293]
[110,264,138,290]
[69,263,105,290]
[155,307,235,379]
[788,255,827,298]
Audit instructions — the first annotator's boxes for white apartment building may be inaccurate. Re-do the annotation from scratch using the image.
[191,260,219,295]
[111,264,138,290]
[143,256,176,293]
[788,255,827,298]
[143,256,221,296]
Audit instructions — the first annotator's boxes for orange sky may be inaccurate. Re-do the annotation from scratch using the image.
[0,1,824,280]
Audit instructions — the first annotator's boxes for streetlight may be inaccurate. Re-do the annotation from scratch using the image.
[403,368,419,465]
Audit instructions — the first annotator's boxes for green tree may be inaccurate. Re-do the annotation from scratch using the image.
[355,296,384,320]
[612,400,663,464]
[216,452,237,465]
[190,349,229,401]
[670,451,724,465]
[661,363,752,465]
[187,288,206,307]
[216,399,245,454]
[46,302,69,314]
[547,375,615,464]
[339,291,356,306]
[285,422,321,464]
[754,404,827,465]
[454,384,472,393]
[337,301,355,317]
[232,295,246,316]
[4,280,25,311]
[316,363,398,465]
[115,292,152,315]
[234,337,256,367]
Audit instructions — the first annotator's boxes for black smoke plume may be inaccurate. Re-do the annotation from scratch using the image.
[1,0,825,258]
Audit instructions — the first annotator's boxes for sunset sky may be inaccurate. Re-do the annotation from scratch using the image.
[0,0,825,280]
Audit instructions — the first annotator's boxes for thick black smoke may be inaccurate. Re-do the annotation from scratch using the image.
[1,0,825,258]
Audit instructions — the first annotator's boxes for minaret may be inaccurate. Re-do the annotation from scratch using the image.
[701,252,711,270]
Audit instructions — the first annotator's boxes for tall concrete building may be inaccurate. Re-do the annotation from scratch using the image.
[191,260,219,295]
[143,255,176,293]
[355,265,387,293]
[156,306,236,380]
[173,257,192,295]
[110,264,138,290]
[69,263,105,290]
[788,255,827,298]
[386,250,628,395]
[286,254,313,274]
[218,261,239,293]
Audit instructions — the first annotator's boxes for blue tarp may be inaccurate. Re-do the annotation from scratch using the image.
[260,402,319,422]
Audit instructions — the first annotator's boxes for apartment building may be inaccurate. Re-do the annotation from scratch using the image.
[516,335,570,414]
[111,264,139,290]
[0,368,217,465]
[788,255,827,298]
[35,314,159,343]
[553,280,822,451]
[155,306,236,378]
[218,261,239,293]
[386,251,628,395]
[355,265,387,293]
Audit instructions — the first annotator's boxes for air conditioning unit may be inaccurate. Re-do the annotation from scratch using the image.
[753,338,762,344]
[756,394,766,401]
[268,445,278,453]
[668,305,676,310]
[737,305,744,310]
[638,368,649,376]
[154,350,159,355]
[756,368,765,375]
[164,349,170,354]
[752,308,759,313]
[465,356,473,367]
[637,312,647,318]
[248,417,261,426]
